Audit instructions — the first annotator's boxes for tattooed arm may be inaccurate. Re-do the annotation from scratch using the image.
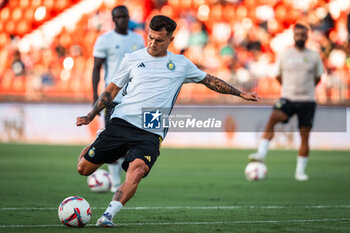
[199,74,259,101]
[76,83,121,126]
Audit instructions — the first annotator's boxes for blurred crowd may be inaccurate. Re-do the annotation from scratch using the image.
[0,0,349,104]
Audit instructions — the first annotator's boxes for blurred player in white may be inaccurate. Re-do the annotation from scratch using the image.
[92,5,144,192]
[249,23,324,181]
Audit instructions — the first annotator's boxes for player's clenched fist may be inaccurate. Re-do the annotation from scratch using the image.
[240,92,260,101]
[76,116,92,126]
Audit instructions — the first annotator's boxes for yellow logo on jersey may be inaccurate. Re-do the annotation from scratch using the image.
[144,156,151,162]
[132,44,138,51]
[167,60,175,71]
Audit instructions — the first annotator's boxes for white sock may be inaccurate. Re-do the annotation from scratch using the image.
[257,138,270,158]
[103,201,123,220]
[296,156,308,175]
[108,159,123,188]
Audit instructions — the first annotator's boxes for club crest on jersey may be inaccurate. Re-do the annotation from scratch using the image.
[132,44,138,51]
[88,147,95,157]
[167,60,175,71]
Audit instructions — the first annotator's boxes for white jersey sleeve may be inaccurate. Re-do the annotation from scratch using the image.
[111,55,132,88]
[184,57,207,83]
[92,36,107,58]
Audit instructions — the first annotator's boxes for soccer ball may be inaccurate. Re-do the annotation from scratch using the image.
[58,196,91,227]
[87,169,112,192]
[244,162,267,181]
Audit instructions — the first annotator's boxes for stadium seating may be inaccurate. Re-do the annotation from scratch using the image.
[0,0,349,104]
[0,0,81,36]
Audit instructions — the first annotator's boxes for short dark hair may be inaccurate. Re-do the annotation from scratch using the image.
[112,5,128,16]
[294,23,309,32]
[149,15,177,36]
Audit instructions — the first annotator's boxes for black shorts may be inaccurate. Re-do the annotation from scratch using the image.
[273,98,316,128]
[84,118,162,177]
[104,102,118,125]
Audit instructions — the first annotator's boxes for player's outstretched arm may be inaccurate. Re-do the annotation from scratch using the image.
[76,83,121,126]
[199,74,259,101]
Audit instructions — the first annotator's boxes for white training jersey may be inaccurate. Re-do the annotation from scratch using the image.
[110,48,207,138]
[93,29,144,102]
[276,47,324,101]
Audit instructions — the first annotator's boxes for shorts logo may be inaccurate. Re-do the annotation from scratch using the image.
[143,109,162,129]
[144,156,151,162]
[88,147,95,158]
[158,136,163,149]
[167,60,175,71]
[275,99,286,109]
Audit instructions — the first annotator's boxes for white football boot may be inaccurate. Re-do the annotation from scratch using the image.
[248,152,265,162]
[295,173,309,181]
[96,214,116,227]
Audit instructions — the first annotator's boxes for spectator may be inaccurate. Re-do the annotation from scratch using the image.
[11,50,25,77]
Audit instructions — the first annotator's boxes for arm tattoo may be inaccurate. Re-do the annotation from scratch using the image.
[113,190,123,201]
[199,74,242,96]
[87,92,112,120]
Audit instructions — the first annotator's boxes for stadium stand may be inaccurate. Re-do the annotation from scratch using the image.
[0,0,349,105]
[0,0,81,36]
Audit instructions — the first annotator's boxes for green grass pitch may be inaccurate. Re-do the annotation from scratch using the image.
[0,143,349,233]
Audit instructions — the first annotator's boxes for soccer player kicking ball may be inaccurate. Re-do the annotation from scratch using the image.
[249,23,324,181]
[91,5,144,192]
[76,15,259,227]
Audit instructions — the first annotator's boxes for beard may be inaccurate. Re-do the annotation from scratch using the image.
[295,40,306,48]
